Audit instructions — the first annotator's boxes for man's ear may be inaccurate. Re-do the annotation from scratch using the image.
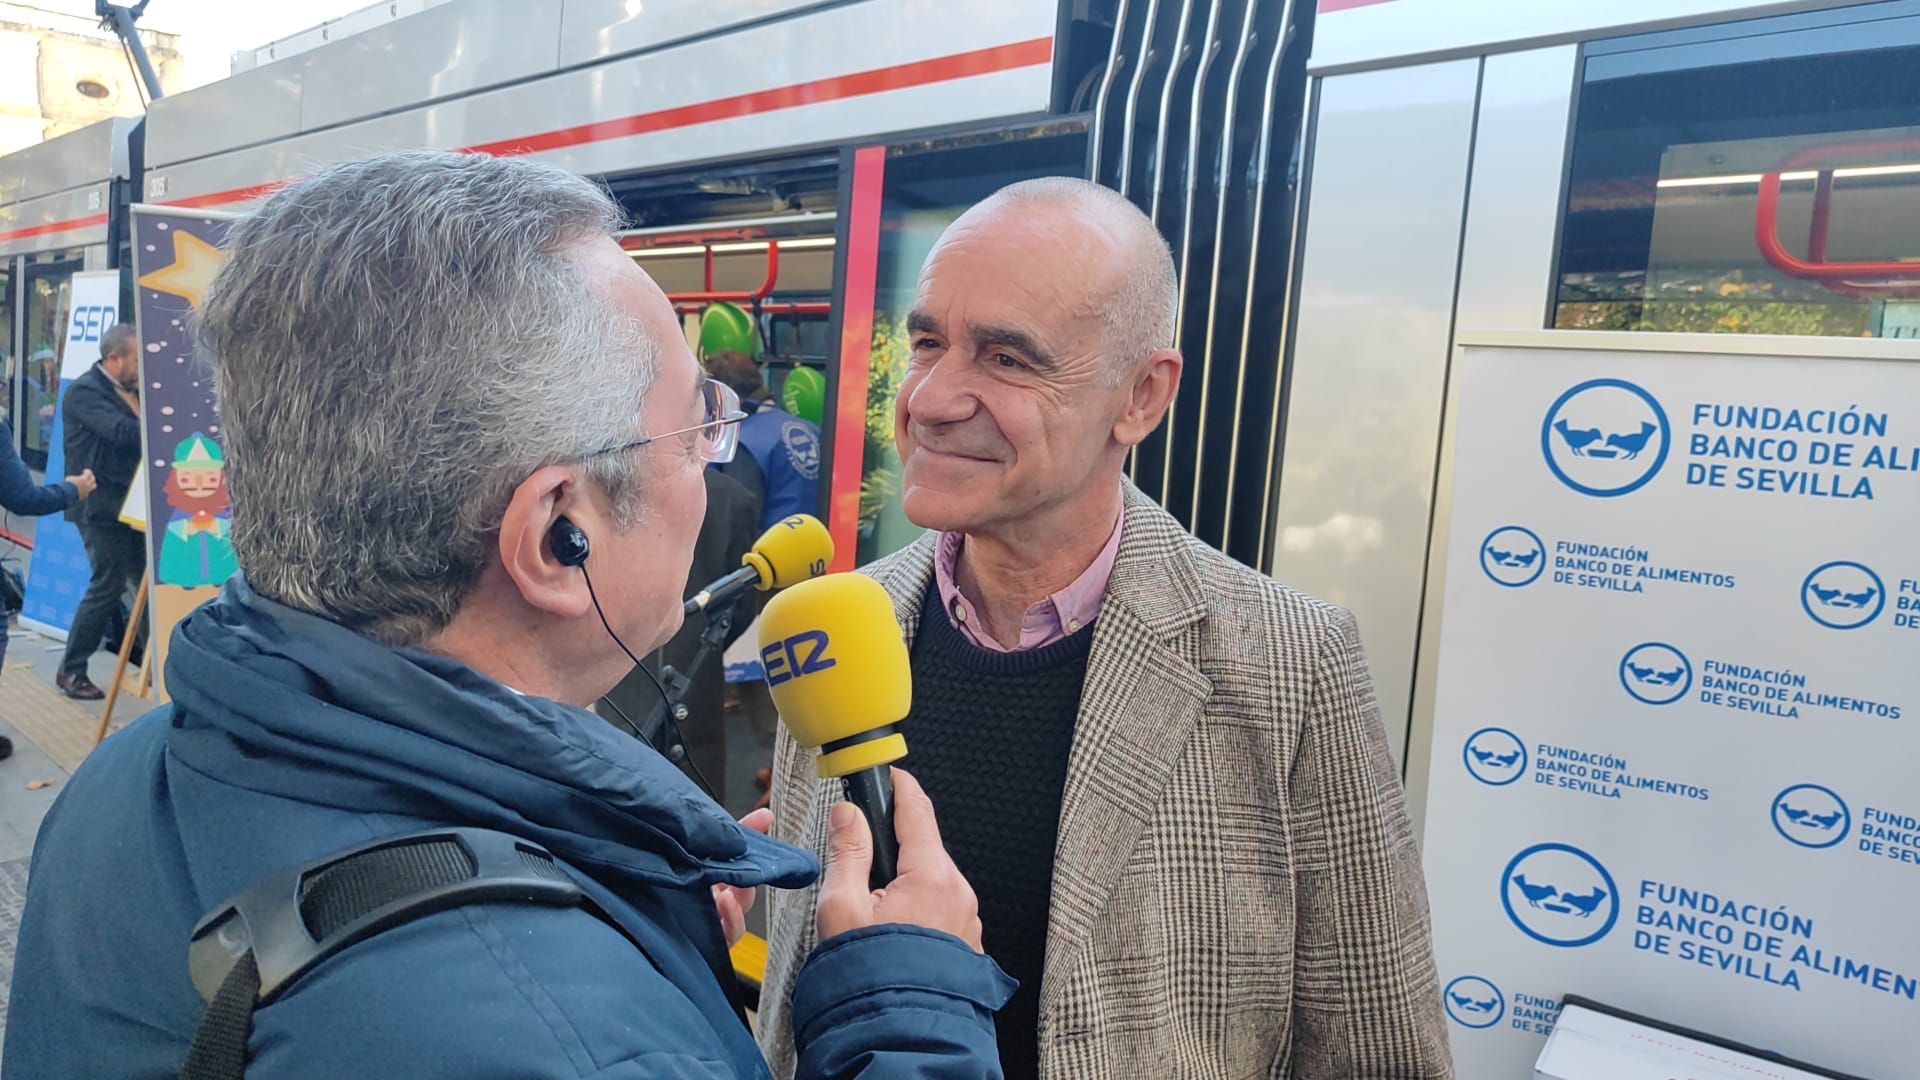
[1114,348,1183,447]
[497,465,594,619]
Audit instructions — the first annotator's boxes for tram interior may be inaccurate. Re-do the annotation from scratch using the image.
[608,154,842,388]
[1555,26,1920,336]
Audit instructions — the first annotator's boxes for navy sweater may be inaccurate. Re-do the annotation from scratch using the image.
[901,580,1097,1080]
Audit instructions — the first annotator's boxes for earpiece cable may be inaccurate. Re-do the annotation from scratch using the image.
[580,560,719,801]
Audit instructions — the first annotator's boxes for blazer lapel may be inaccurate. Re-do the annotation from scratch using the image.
[1042,484,1212,1005]
[863,531,936,644]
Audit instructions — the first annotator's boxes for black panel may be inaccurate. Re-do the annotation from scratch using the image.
[1089,0,1315,564]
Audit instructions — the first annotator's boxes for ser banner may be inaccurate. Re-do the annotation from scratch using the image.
[129,206,237,701]
[20,270,126,639]
[1423,336,1918,1079]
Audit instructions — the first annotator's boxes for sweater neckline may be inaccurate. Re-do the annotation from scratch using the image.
[914,577,1097,675]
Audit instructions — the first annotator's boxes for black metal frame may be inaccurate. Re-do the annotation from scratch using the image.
[1088,0,1318,567]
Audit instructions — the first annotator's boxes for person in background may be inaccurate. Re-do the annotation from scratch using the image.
[57,324,146,700]
[27,348,55,448]
[759,177,1452,1079]
[0,423,95,758]
[705,347,822,532]
[603,466,763,810]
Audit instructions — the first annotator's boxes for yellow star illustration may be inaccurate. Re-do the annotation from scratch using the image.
[138,228,226,308]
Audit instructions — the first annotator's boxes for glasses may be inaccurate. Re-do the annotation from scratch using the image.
[581,378,746,466]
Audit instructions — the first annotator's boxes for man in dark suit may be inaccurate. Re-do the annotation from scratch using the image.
[58,323,147,700]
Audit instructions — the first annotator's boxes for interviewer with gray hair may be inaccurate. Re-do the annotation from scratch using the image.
[6,150,1010,1078]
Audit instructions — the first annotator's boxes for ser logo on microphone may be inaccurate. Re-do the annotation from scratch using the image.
[761,630,836,687]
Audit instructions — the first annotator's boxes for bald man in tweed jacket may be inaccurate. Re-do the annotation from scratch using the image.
[759,180,1450,1078]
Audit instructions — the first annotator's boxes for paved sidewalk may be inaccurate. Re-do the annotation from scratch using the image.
[0,622,153,1057]
[0,853,28,1050]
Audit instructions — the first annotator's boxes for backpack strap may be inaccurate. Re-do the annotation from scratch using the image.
[180,827,637,1080]
[180,952,260,1080]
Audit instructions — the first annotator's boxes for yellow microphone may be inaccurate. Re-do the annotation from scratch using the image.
[684,513,832,615]
[757,572,909,885]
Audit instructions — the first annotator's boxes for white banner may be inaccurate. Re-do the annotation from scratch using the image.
[1424,338,1918,1079]
[57,272,121,381]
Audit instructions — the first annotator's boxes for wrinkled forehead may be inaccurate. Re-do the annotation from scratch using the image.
[915,203,1122,341]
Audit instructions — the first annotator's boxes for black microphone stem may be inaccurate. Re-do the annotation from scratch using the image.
[685,565,759,615]
[842,769,898,889]
[645,599,738,747]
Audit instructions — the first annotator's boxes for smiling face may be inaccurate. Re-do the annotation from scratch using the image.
[894,200,1149,539]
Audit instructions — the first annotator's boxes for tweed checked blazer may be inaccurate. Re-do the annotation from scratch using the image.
[758,483,1452,1078]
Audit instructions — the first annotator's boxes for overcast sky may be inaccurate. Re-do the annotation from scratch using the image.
[36,0,384,89]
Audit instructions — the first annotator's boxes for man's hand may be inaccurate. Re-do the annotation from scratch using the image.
[815,768,983,951]
[67,469,97,500]
[714,807,772,947]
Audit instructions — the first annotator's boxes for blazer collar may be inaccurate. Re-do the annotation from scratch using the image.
[865,479,1209,637]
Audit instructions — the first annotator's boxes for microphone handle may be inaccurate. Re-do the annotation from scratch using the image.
[842,767,898,889]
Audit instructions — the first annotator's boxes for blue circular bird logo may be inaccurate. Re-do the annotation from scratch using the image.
[1480,526,1545,588]
[1771,784,1851,849]
[1443,976,1506,1029]
[1463,727,1527,786]
[1619,642,1692,706]
[1541,379,1670,497]
[1800,561,1884,631]
[1501,843,1620,948]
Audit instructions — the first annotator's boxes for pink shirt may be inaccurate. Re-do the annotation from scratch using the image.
[933,513,1124,652]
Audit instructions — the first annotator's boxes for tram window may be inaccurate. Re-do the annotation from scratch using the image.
[22,254,82,469]
[0,265,12,427]
[1554,1,1920,337]
[852,126,1089,567]
[767,314,832,362]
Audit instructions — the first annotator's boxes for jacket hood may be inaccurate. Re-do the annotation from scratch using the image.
[164,577,817,892]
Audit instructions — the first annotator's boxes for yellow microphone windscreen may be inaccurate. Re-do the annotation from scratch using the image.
[743,514,833,591]
[757,573,909,778]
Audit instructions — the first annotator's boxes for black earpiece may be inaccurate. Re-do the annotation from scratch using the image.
[549,515,590,567]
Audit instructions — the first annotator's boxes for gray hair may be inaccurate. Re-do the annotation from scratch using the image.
[198,150,652,646]
[100,323,137,361]
[980,176,1178,382]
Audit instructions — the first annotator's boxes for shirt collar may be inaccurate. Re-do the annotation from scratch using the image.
[933,510,1124,652]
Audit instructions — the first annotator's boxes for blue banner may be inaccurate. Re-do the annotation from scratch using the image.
[20,271,125,639]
